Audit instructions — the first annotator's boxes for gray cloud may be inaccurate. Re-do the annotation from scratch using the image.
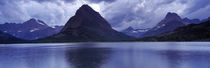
[33,0,74,3]
[32,0,116,3]
[185,0,210,14]
[0,0,30,23]
[34,0,58,2]
[101,0,210,30]
[0,0,78,25]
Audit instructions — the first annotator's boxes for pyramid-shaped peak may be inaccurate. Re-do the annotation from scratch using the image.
[80,4,92,9]
[166,12,179,17]
[61,4,112,32]
[79,4,94,11]
[75,4,98,15]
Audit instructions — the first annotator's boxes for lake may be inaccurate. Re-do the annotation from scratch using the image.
[0,42,210,68]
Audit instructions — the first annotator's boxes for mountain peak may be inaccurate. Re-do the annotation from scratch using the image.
[62,4,112,32]
[30,18,36,20]
[28,18,36,22]
[122,26,134,32]
[23,18,48,26]
[80,4,91,9]
[24,18,37,24]
[166,12,178,16]
[75,4,98,15]
[128,26,134,29]
[165,12,181,20]
[126,26,134,31]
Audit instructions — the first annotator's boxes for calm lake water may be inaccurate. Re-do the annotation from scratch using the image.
[0,42,210,68]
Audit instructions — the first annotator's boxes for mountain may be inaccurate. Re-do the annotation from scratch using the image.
[140,12,186,38]
[140,12,204,38]
[138,20,210,41]
[53,25,64,33]
[121,26,150,37]
[0,18,62,40]
[0,31,23,43]
[182,18,200,24]
[40,4,134,42]
[202,17,210,22]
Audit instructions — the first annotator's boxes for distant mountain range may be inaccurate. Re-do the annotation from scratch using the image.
[38,5,134,42]
[139,12,209,38]
[121,12,210,39]
[121,27,150,37]
[137,20,210,41]
[0,4,210,43]
[0,18,63,40]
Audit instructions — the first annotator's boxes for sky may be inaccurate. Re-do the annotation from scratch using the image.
[0,0,210,31]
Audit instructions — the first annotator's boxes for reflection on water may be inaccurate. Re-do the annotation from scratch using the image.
[161,50,184,68]
[66,44,112,68]
[0,42,210,68]
[161,50,210,68]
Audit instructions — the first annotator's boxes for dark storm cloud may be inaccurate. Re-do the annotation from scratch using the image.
[87,0,116,3]
[186,0,210,14]
[32,0,116,3]
[34,0,75,3]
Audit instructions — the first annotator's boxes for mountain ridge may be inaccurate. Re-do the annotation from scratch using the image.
[121,26,150,37]
[140,12,185,38]
[137,20,210,41]
[0,31,23,43]
[0,18,63,40]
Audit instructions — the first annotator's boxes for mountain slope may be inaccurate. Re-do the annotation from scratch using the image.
[40,4,134,42]
[0,31,23,43]
[202,17,210,22]
[121,26,149,37]
[182,18,200,24]
[138,20,210,41]
[0,18,62,40]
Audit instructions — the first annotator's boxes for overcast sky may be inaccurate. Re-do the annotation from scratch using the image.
[0,0,210,30]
